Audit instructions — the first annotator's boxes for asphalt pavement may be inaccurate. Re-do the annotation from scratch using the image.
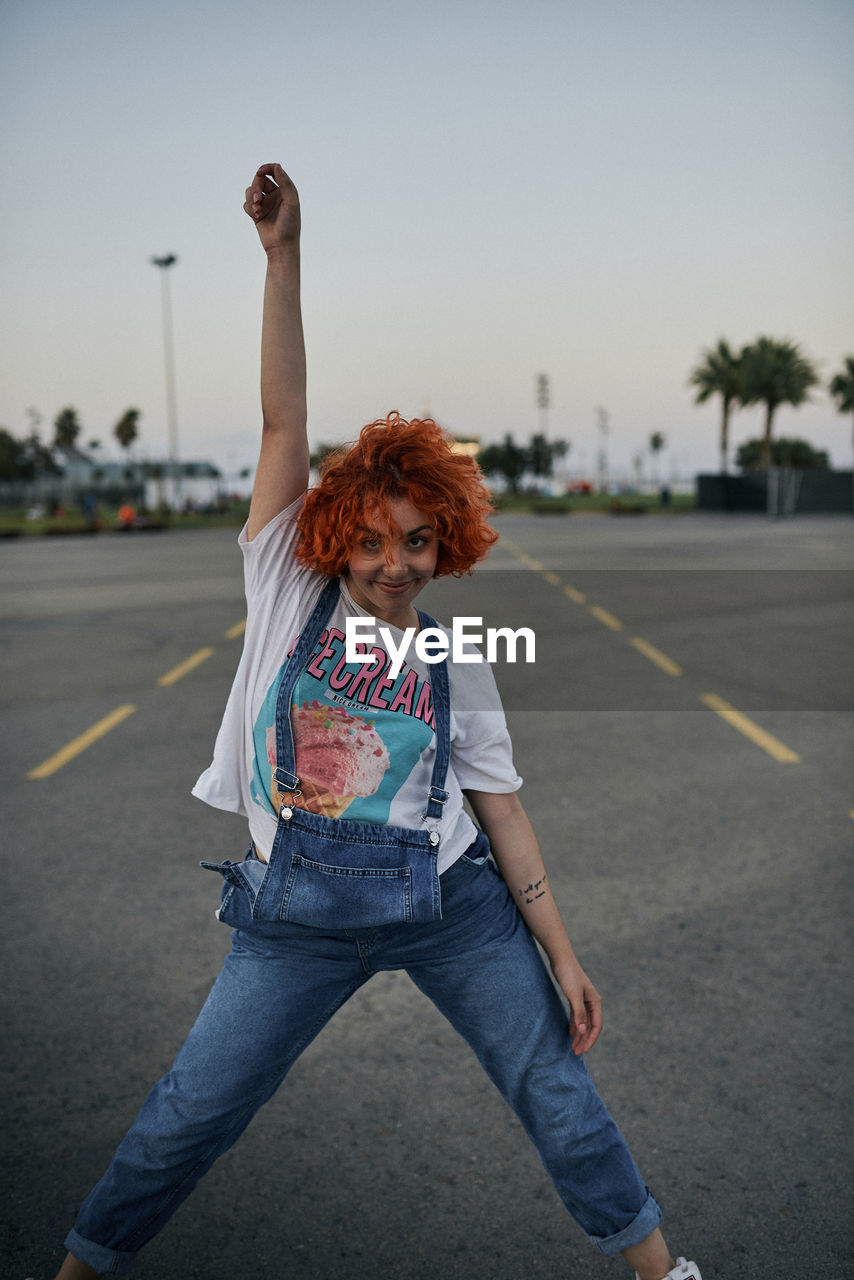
[2,512,852,1280]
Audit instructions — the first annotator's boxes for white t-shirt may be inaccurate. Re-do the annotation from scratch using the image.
[192,495,522,875]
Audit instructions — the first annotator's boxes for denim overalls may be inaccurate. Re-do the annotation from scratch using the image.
[66,586,664,1274]
[204,578,452,930]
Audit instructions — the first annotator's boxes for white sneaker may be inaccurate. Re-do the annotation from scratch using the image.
[636,1261,702,1280]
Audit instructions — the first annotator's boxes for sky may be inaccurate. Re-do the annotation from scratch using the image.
[1,0,852,488]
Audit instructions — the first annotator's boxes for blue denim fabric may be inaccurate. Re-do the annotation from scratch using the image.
[66,840,661,1274]
[204,809,444,928]
[202,578,452,929]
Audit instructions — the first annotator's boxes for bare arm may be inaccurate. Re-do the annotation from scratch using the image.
[243,163,310,541]
[464,789,603,1056]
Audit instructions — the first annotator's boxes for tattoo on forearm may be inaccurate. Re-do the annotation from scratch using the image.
[518,875,548,904]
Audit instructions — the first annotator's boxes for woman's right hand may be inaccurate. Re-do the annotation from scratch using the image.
[244,163,301,255]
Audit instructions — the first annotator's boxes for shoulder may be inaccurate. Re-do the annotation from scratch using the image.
[240,492,309,597]
[240,490,306,553]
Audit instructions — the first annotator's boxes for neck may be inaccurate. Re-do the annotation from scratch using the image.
[376,603,422,631]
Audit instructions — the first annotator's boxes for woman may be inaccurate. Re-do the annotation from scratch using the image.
[54,164,701,1280]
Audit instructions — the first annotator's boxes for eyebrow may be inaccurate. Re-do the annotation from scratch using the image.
[355,523,434,537]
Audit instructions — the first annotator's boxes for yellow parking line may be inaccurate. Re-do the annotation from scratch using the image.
[28,705,137,779]
[542,571,561,587]
[225,619,246,639]
[589,605,623,631]
[500,538,544,573]
[157,647,215,687]
[563,585,587,604]
[700,694,800,763]
[631,637,683,677]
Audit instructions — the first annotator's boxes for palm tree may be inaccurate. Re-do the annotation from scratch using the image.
[688,339,743,474]
[739,337,819,469]
[53,406,82,452]
[528,433,570,481]
[114,408,141,454]
[478,434,529,494]
[829,355,854,464]
[649,431,666,484]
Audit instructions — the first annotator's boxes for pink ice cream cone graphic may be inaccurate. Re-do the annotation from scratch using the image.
[269,702,389,817]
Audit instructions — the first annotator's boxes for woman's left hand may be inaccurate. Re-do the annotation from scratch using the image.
[551,956,603,1056]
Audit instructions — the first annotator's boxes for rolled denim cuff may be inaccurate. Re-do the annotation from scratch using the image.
[588,1188,663,1256]
[64,1227,138,1277]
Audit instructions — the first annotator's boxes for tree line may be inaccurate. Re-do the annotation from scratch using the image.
[689,338,854,474]
[6,340,854,488]
[0,406,142,481]
[311,433,571,496]
[476,433,569,493]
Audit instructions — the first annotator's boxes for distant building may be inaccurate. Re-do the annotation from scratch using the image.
[450,436,481,457]
[141,459,222,510]
[0,445,222,509]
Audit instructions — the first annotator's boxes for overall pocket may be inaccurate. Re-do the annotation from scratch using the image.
[201,847,268,926]
[455,828,492,868]
[282,855,414,928]
[255,808,442,929]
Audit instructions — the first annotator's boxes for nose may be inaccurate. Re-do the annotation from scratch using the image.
[383,540,406,574]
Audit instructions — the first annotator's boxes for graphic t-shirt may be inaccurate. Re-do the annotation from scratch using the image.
[192,494,522,874]
[252,623,438,824]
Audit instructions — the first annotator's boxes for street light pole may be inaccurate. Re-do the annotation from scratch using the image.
[595,404,610,494]
[150,253,180,503]
[536,372,550,438]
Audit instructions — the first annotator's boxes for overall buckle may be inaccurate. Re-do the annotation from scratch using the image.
[273,767,301,795]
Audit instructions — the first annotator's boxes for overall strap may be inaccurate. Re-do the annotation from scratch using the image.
[273,577,341,795]
[416,607,451,823]
[272,582,452,826]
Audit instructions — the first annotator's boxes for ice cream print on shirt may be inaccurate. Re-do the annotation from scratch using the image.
[251,624,436,824]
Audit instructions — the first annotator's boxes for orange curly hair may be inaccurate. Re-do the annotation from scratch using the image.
[296,412,497,577]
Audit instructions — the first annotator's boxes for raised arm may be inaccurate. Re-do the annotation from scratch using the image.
[243,163,309,541]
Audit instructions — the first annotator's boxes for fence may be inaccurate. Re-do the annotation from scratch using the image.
[696,470,853,515]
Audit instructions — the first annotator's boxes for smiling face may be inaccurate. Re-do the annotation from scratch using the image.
[343,495,439,627]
